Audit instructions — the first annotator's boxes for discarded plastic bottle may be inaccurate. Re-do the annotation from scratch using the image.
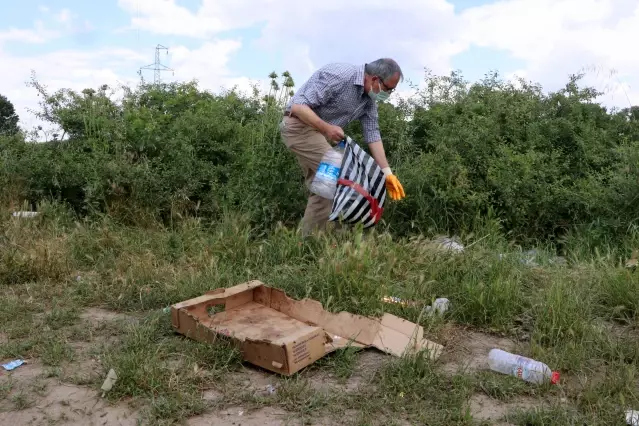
[488,349,559,385]
[424,298,450,316]
[309,140,346,199]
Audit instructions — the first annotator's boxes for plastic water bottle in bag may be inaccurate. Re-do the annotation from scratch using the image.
[488,349,560,385]
[309,140,346,199]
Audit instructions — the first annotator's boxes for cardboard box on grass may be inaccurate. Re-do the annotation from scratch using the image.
[170,280,443,376]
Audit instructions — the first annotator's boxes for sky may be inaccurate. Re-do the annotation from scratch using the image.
[1,0,638,135]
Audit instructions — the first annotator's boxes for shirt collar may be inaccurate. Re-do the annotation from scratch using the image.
[355,65,365,87]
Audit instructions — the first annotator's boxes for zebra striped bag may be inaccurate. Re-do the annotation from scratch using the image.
[328,137,387,228]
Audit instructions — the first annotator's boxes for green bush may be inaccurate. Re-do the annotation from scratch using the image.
[1,69,639,243]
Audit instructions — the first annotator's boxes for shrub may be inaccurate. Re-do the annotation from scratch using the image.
[1,69,638,244]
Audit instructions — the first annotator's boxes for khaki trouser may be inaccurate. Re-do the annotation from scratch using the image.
[280,115,335,236]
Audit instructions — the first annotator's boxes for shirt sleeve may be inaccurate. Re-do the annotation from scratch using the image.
[290,69,340,108]
[360,102,382,143]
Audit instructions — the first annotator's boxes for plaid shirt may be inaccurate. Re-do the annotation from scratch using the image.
[286,63,381,143]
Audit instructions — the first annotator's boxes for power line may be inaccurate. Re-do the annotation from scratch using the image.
[138,44,174,84]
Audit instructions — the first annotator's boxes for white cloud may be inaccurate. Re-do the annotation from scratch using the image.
[116,0,282,37]
[0,23,258,138]
[164,40,272,98]
[117,0,639,108]
[459,0,639,108]
[259,2,465,78]
[0,22,59,44]
[0,47,145,135]
[55,9,73,24]
[167,40,241,82]
[0,6,89,47]
[3,0,639,142]
[116,0,465,79]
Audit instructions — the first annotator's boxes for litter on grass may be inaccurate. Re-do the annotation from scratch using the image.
[433,237,464,253]
[100,368,118,397]
[170,280,444,376]
[265,384,276,395]
[424,298,450,316]
[498,249,567,267]
[488,349,559,385]
[11,211,39,218]
[2,359,25,371]
[381,295,420,308]
[381,296,450,316]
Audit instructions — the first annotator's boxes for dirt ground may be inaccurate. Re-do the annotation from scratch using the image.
[0,307,536,425]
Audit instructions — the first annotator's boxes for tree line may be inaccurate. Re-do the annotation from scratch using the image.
[1,70,639,246]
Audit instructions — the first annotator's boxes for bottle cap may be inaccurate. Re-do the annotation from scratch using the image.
[550,371,560,385]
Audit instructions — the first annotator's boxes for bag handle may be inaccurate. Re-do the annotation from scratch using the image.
[337,178,384,224]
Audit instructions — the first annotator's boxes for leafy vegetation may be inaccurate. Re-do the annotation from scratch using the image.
[2,69,639,424]
[2,70,639,245]
[0,93,19,136]
[1,203,639,424]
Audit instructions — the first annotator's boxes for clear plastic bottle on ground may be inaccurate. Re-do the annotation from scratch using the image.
[309,140,346,199]
[488,349,560,385]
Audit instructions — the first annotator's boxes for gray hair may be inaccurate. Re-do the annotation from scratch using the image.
[364,58,404,82]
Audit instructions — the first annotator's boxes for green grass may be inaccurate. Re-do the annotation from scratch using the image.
[2,204,639,424]
[0,381,13,401]
[11,391,34,410]
[474,370,545,401]
[368,352,476,425]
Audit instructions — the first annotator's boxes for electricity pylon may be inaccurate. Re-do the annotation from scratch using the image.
[138,44,173,84]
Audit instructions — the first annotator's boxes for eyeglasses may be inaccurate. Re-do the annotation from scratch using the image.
[376,76,396,94]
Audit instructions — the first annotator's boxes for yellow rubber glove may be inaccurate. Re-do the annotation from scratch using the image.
[382,168,406,201]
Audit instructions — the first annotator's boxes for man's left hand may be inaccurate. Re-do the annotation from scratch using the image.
[382,168,405,201]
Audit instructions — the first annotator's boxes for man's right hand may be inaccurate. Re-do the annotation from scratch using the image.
[322,124,345,142]
[290,104,344,143]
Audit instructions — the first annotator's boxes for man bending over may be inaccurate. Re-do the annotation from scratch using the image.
[280,58,406,235]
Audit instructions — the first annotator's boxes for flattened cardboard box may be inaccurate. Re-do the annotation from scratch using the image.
[170,280,443,375]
